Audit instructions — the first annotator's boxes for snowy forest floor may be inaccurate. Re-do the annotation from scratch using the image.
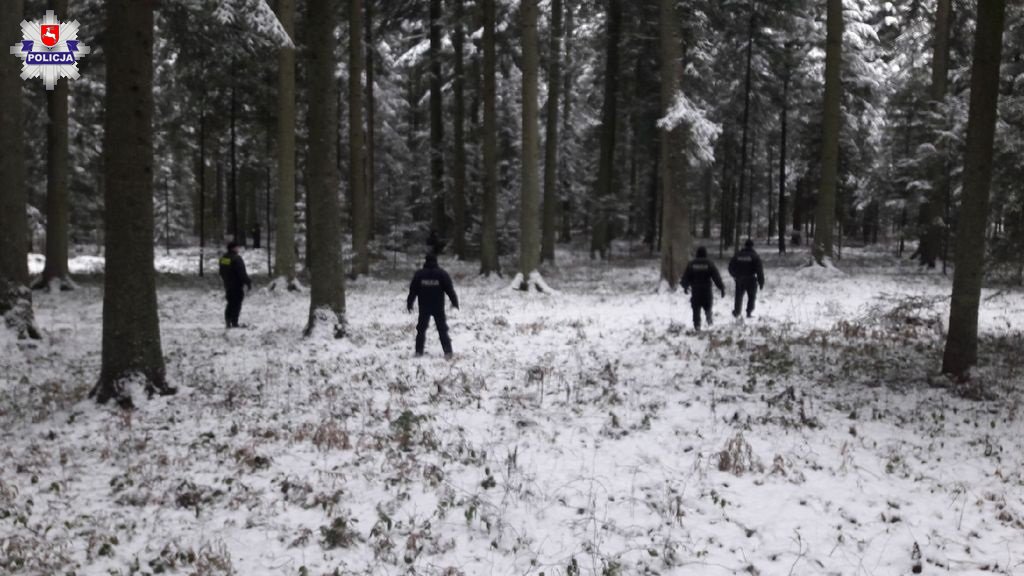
[3,244,1024,576]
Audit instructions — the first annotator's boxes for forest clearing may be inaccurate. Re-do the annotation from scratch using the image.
[3,0,1024,573]
[3,246,1024,575]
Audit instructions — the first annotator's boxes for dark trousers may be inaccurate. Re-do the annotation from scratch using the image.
[690,293,714,330]
[416,310,452,355]
[225,290,244,327]
[733,279,758,316]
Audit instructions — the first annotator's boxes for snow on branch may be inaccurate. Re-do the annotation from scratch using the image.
[213,0,293,48]
[657,92,722,165]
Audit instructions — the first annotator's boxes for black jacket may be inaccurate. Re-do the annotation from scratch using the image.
[680,257,725,296]
[407,263,458,313]
[219,252,251,293]
[728,248,765,287]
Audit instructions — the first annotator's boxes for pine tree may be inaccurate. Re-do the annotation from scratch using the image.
[365,0,377,238]
[480,0,500,276]
[452,0,467,260]
[272,0,298,289]
[35,0,74,292]
[92,0,173,404]
[812,0,842,266]
[351,0,369,276]
[517,0,543,288]
[305,0,347,337]
[734,3,756,250]
[917,0,952,269]
[590,0,622,260]
[778,44,790,255]
[0,0,41,340]
[541,0,563,263]
[942,0,1007,379]
[429,0,446,237]
[658,0,690,288]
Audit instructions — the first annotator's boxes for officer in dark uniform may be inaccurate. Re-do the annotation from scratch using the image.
[680,246,726,331]
[219,241,252,328]
[407,253,459,357]
[426,229,447,256]
[728,239,765,319]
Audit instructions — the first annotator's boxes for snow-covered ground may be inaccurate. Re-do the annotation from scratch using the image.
[3,245,1024,575]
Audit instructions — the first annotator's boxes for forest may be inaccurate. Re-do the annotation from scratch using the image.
[2,0,1024,574]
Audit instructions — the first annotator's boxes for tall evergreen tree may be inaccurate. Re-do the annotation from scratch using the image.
[541,0,563,262]
[658,0,690,288]
[778,46,790,254]
[590,0,622,259]
[92,0,173,404]
[812,0,843,266]
[518,0,542,287]
[452,0,468,259]
[480,0,500,276]
[734,3,756,250]
[429,0,445,236]
[365,0,377,237]
[272,0,298,289]
[36,0,74,291]
[942,0,1006,378]
[917,0,952,269]
[305,0,347,337]
[0,0,40,339]
[351,0,369,276]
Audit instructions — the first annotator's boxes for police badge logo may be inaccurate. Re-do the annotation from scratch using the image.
[9,10,91,90]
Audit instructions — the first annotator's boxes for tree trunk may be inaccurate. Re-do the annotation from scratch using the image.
[558,0,574,244]
[198,109,207,276]
[658,0,689,288]
[0,0,40,340]
[792,178,803,245]
[305,0,346,337]
[778,66,788,254]
[767,140,775,241]
[590,0,621,260]
[746,131,755,240]
[452,0,468,259]
[351,0,369,276]
[719,150,733,250]
[93,0,171,404]
[274,0,297,286]
[918,0,952,268]
[518,0,542,286]
[238,169,250,245]
[429,0,446,236]
[701,167,712,239]
[35,0,72,291]
[541,0,562,263]
[230,85,240,244]
[941,0,1006,378]
[365,0,376,238]
[812,0,842,265]
[735,4,756,250]
[480,0,499,275]
[648,153,662,247]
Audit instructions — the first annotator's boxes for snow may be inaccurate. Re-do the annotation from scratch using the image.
[3,246,1024,575]
[657,92,721,165]
[508,270,562,294]
[28,247,274,277]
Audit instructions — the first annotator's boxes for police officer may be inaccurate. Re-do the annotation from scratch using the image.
[426,229,447,256]
[680,246,725,331]
[407,253,459,358]
[728,239,765,319]
[219,241,252,328]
